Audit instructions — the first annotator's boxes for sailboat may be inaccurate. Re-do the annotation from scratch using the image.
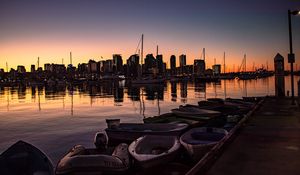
[131,34,165,84]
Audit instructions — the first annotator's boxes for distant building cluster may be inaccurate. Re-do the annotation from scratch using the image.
[0,53,231,85]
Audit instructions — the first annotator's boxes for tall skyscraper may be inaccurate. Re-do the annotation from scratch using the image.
[127,54,140,77]
[31,65,36,73]
[194,59,205,75]
[212,64,221,75]
[179,54,186,74]
[144,54,156,74]
[113,54,123,74]
[170,55,176,75]
[156,54,163,75]
[179,54,186,67]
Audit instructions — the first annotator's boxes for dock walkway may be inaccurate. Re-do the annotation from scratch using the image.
[207,97,300,175]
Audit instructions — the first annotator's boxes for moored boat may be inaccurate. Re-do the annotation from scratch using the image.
[180,127,228,160]
[143,112,204,126]
[56,143,130,175]
[105,122,188,145]
[128,135,181,168]
[171,106,221,120]
[0,140,54,175]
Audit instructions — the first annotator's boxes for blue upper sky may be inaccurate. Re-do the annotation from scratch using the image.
[1,0,300,70]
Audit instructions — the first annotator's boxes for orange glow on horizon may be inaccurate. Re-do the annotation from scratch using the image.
[1,37,299,72]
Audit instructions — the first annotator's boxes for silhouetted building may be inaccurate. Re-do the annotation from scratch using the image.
[31,65,35,73]
[184,65,193,75]
[163,63,167,75]
[179,54,186,75]
[44,64,66,74]
[78,63,88,74]
[205,69,213,75]
[127,54,140,77]
[144,54,156,74]
[170,55,176,75]
[67,64,76,73]
[156,54,163,75]
[104,60,114,74]
[212,64,221,75]
[17,66,26,73]
[88,60,98,73]
[194,59,205,75]
[179,54,186,67]
[113,54,123,74]
[44,64,51,72]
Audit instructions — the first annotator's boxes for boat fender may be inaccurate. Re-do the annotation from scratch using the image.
[68,145,85,157]
[112,143,130,167]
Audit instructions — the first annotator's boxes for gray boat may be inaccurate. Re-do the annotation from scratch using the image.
[180,127,228,160]
[105,122,188,145]
[0,140,54,175]
[171,106,221,120]
[128,135,181,168]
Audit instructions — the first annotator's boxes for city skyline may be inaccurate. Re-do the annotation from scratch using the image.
[1,0,300,71]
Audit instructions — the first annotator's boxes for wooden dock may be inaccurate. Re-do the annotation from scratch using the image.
[202,97,300,175]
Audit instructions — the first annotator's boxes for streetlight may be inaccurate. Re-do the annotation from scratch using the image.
[288,9,300,105]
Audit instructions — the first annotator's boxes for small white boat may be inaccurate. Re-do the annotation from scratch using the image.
[171,106,221,120]
[180,127,228,160]
[56,143,130,175]
[129,135,181,168]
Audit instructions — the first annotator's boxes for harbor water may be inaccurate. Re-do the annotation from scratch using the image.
[0,76,299,164]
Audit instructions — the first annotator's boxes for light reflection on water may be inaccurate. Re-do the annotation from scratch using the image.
[0,76,299,164]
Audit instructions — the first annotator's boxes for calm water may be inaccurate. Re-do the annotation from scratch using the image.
[0,76,299,164]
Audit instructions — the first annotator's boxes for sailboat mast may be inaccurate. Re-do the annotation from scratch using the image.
[37,57,40,68]
[223,52,226,73]
[141,34,144,65]
[70,52,72,65]
[203,48,206,69]
[203,48,205,61]
[156,45,158,56]
[244,54,246,72]
[6,62,8,72]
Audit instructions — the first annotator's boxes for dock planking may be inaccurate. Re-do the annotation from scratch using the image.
[206,97,300,175]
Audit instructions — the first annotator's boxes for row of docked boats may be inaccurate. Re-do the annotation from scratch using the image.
[0,97,260,175]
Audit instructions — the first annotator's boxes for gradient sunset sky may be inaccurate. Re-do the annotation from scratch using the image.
[1,0,300,71]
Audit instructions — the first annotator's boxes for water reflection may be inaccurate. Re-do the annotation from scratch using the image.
[180,81,188,103]
[0,76,299,117]
[171,82,177,102]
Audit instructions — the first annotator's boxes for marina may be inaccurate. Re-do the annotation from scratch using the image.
[1,1,300,174]
[0,75,300,174]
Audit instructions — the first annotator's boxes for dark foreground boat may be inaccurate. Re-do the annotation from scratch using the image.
[0,140,54,175]
[180,127,228,160]
[128,135,181,168]
[105,123,188,145]
[56,132,130,175]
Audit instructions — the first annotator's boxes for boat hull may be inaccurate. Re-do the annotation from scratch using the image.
[56,144,130,175]
[0,140,54,175]
[180,127,228,161]
[105,123,188,146]
[129,135,181,168]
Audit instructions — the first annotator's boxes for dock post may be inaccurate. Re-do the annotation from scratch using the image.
[274,53,285,97]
